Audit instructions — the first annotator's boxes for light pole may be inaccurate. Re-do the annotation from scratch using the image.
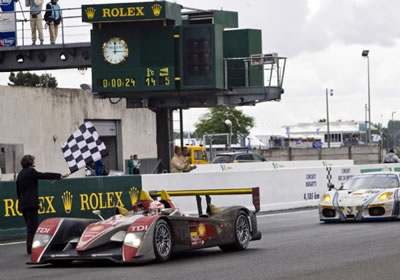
[392,111,396,123]
[365,104,368,143]
[224,119,232,150]
[326,88,333,148]
[362,50,371,144]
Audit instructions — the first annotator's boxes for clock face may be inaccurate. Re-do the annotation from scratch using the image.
[102,37,129,65]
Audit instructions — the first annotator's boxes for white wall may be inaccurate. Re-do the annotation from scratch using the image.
[192,160,354,173]
[142,163,400,214]
[0,86,157,176]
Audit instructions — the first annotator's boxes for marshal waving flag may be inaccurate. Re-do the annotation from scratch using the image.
[61,122,108,173]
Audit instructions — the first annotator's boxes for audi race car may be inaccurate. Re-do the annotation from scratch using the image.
[319,172,400,222]
[29,188,261,265]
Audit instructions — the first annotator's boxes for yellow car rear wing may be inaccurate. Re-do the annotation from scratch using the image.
[149,187,260,214]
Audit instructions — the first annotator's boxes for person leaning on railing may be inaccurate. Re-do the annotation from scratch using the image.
[25,0,44,45]
[44,0,62,44]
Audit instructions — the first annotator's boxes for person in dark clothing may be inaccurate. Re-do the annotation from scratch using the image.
[16,155,69,254]
[95,159,105,176]
[43,0,62,44]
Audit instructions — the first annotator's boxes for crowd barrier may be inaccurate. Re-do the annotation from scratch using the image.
[0,176,141,241]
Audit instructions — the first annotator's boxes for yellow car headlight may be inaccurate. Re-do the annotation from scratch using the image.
[321,194,331,203]
[378,192,393,201]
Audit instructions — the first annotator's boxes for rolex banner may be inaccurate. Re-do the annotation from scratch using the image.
[0,176,142,241]
[0,0,17,47]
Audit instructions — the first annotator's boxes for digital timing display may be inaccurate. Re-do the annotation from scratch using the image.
[97,67,172,89]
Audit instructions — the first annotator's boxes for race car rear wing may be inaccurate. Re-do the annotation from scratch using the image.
[149,187,260,214]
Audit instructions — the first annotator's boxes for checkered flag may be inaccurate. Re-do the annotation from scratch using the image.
[61,122,108,173]
[326,166,332,187]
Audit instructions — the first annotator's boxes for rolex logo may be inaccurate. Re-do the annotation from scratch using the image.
[85,7,96,20]
[129,186,139,206]
[151,4,162,17]
[62,191,73,214]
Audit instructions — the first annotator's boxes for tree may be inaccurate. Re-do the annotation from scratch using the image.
[194,107,254,143]
[8,71,58,88]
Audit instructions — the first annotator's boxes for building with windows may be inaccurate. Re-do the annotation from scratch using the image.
[282,121,368,148]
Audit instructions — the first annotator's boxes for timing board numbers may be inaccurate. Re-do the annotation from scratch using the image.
[100,77,136,88]
[144,67,171,87]
[98,67,172,89]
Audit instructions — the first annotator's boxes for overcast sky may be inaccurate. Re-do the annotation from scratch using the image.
[2,0,400,135]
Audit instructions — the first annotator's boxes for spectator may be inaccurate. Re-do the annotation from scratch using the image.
[95,159,104,176]
[170,146,196,173]
[16,155,69,254]
[132,154,141,174]
[128,154,141,174]
[44,0,62,44]
[25,0,44,45]
[382,149,400,163]
[182,147,192,164]
[128,155,134,175]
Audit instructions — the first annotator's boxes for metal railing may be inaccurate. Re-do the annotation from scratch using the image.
[2,6,90,46]
[223,54,287,89]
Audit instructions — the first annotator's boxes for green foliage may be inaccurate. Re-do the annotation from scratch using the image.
[194,107,254,143]
[8,71,58,88]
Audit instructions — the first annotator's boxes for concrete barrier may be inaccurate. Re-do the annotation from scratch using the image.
[0,176,141,241]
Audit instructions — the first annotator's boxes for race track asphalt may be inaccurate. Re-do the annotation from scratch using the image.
[1,209,400,280]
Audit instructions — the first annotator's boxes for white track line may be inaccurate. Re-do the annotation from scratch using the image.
[258,209,317,218]
[0,241,25,246]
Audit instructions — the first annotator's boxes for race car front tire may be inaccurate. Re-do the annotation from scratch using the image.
[153,220,172,262]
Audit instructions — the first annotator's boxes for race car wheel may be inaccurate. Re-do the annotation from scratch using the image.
[153,220,172,262]
[220,211,251,251]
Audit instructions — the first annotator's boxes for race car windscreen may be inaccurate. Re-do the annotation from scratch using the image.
[342,174,399,190]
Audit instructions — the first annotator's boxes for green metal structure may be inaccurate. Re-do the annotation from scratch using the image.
[81,1,286,108]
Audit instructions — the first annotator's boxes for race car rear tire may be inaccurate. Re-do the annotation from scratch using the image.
[153,219,172,262]
[219,210,251,252]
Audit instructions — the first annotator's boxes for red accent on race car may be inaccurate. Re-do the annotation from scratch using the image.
[140,199,153,210]
[31,246,46,263]
[127,215,159,233]
[35,218,62,235]
[31,218,63,263]
[76,222,114,251]
[122,245,140,262]
[252,187,260,213]
[123,215,159,261]
[189,221,218,248]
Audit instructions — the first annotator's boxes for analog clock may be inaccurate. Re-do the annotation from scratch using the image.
[102,37,129,65]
